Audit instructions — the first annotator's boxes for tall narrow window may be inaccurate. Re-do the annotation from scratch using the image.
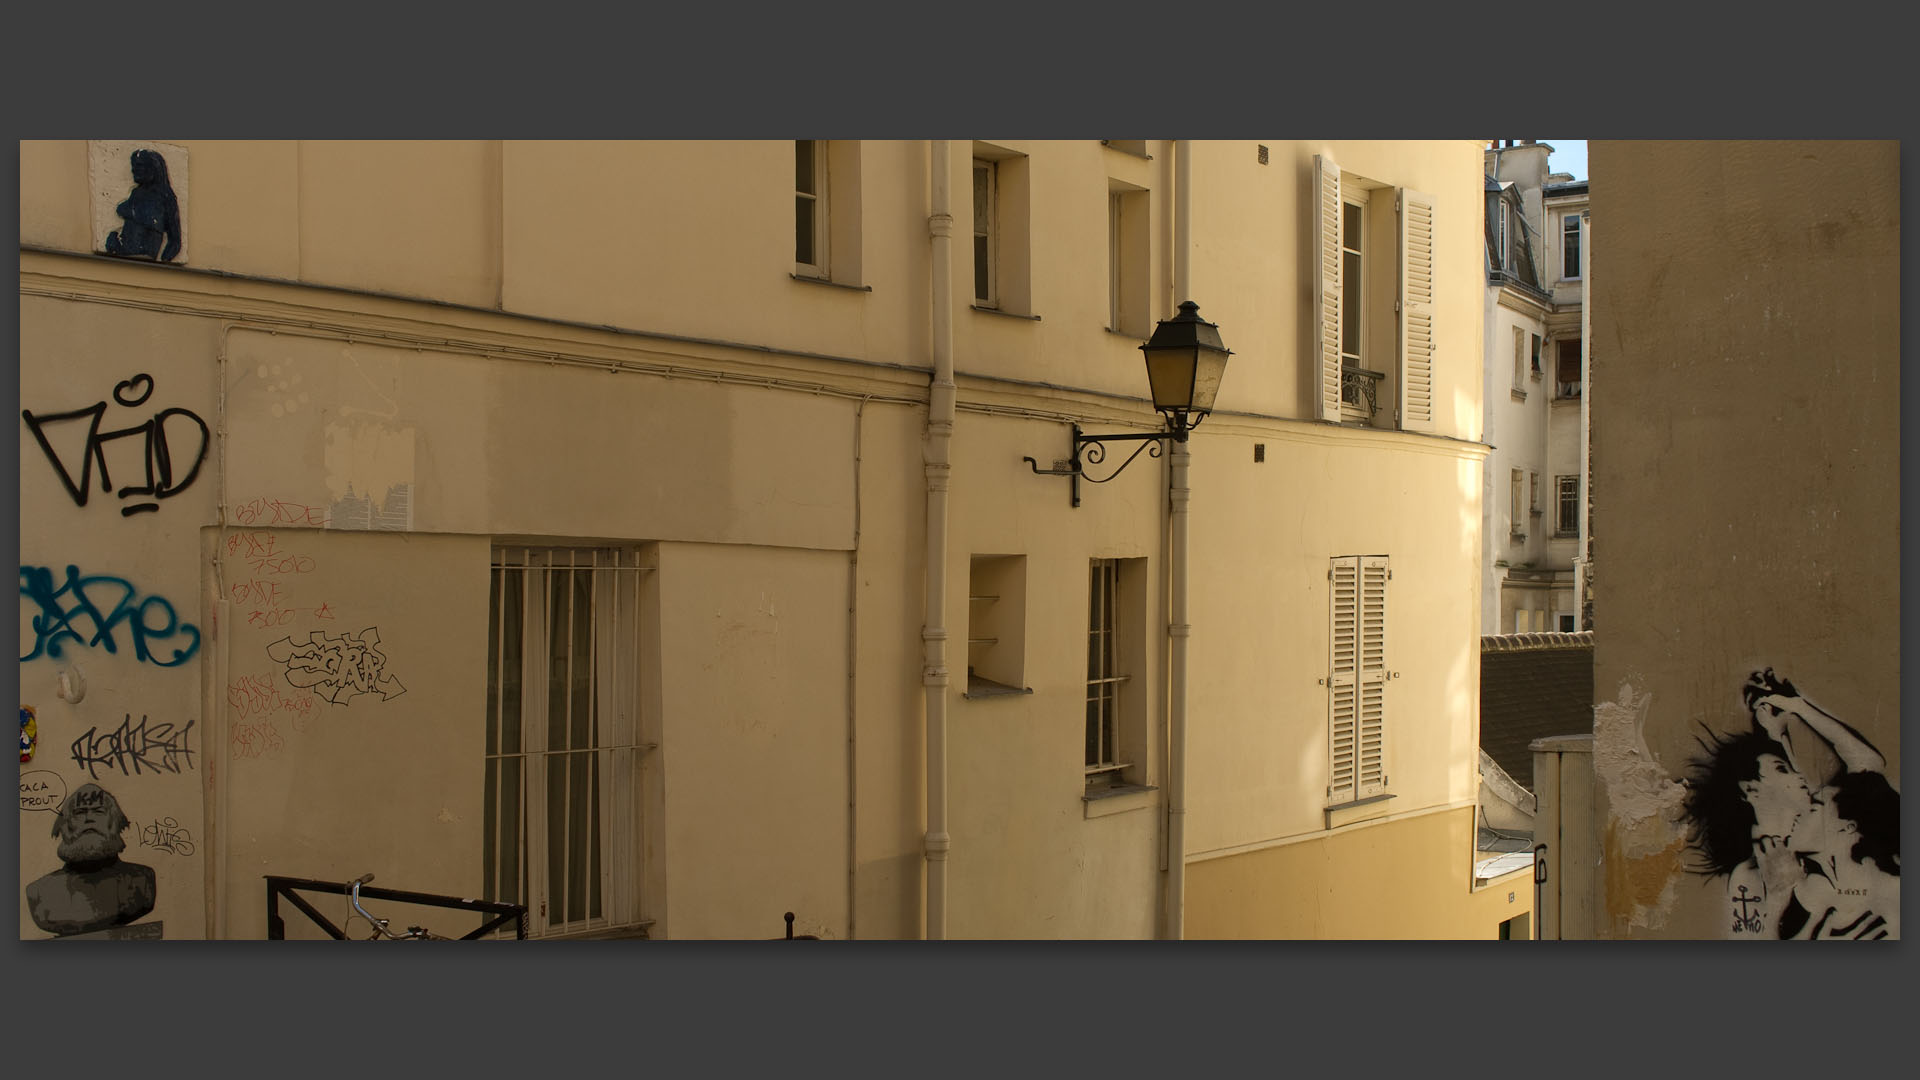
[1497,202,1509,271]
[1557,339,1583,398]
[1557,475,1580,535]
[1530,471,1541,517]
[1513,327,1526,390]
[1510,469,1525,537]
[1328,555,1389,805]
[1562,211,1582,280]
[1340,196,1365,369]
[1108,192,1123,330]
[1086,559,1128,791]
[795,140,826,274]
[487,547,646,937]
[1530,332,1543,376]
[973,159,996,306]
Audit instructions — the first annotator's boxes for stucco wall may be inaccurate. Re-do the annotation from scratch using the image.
[1588,140,1899,939]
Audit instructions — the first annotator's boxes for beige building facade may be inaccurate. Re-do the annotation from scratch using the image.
[1543,140,1899,939]
[19,139,1523,940]
[1481,140,1588,636]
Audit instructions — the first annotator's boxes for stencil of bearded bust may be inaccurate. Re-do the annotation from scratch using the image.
[24,784,157,936]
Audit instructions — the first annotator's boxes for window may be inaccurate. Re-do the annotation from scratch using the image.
[1327,555,1389,805]
[1530,332,1543,376]
[1086,559,1127,789]
[1558,614,1576,633]
[971,143,1032,316]
[965,554,1028,697]
[795,140,825,275]
[486,547,647,937]
[1556,338,1582,398]
[1496,201,1509,271]
[1511,327,1526,391]
[1529,471,1541,519]
[1557,475,1579,535]
[1107,180,1149,335]
[972,157,996,306]
[1562,211,1582,280]
[1314,154,1435,432]
[792,140,863,286]
[1085,557,1148,796]
[1510,469,1525,541]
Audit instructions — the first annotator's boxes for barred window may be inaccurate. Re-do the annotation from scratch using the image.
[486,547,648,937]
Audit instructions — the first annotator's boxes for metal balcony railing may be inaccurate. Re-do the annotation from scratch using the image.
[1342,365,1385,418]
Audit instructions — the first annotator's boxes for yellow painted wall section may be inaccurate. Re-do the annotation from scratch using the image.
[1183,431,1483,854]
[653,542,852,939]
[1185,808,1528,938]
[19,297,221,939]
[216,530,490,941]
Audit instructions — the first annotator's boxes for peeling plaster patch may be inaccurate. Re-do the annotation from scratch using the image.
[435,808,457,824]
[323,421,416,530]
[1593,681,1693,932]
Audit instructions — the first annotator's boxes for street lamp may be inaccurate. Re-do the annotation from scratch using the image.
[1023,300,1232,507]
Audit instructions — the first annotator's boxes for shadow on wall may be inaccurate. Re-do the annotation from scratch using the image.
[1678,669,1899,940]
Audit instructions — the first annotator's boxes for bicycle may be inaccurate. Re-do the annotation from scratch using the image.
[345,873,450,940]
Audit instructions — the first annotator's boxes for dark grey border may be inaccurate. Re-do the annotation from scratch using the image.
[5,3,1916,1077]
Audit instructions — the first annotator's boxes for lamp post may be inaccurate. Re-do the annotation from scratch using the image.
[1022,301,1233,504]
[1022,300,1230,939]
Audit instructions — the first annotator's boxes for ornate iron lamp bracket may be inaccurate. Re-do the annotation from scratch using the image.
[1023,424,1168,508]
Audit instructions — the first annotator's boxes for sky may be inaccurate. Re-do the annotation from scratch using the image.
[1541,139,1586,181]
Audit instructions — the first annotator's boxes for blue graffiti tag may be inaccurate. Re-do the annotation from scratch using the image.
[19,564,201,667]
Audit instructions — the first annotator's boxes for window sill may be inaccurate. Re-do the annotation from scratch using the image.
[1552,531,1578,540]
[962,673,1032,699]
[1104,326,1146,339]
[971,304,1041,321]
[1510,387,1528,402]
[1084,782,1157,818]
[790,273,872,293]
[1324,793,1394,830]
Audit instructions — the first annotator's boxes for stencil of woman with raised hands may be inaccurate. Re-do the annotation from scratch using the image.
[1744,669,1899,939]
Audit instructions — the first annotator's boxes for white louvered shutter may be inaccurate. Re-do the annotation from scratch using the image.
[1313,155,1343,422]
[1356,555,1389,798]
[1327,557,1359,804]
[1397,188,1437,433]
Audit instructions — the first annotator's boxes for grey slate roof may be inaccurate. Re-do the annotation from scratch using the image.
[1479,631,1593,791]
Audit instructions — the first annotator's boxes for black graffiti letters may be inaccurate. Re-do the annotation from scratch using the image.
[22,374,209,516]
[70,715,196,779]
[19,564,202,667]
[267,627,407,705]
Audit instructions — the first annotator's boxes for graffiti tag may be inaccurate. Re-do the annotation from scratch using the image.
[225,531,317,575]
[20,564,201,667]
[69,714,196,779]
[227,673,318,729]
[21,373,208,516]
[267,627,406,705]
[230,718,285,759]
[137,817,196,856]
[233,496,328,528]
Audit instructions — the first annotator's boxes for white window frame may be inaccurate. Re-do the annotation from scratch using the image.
[1340,189,1368,372]
[1562,210,1582,281]
[1108,190,1123,331]
[1328,555,1389,806]
[486,546,648,938]
[972,158,997,307]
[1556,475,1580,535]
[1512,326,1527,391]
[795,140,828,277]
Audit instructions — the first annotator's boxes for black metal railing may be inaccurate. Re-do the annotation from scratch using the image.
[1341,365,1385,417]
[265,875,528,940]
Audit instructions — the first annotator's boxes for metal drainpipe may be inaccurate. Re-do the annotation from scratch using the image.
[923,140,957,940]
[1165,139,1193,940]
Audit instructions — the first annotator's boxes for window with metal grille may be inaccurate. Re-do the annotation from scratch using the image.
[1085,558,1130,791]
[1557,475,1580,535]
[485,547,648,937]
[1327,555,1389,806]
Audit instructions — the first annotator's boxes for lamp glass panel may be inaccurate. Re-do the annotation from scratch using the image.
[1144,350,1197,411]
